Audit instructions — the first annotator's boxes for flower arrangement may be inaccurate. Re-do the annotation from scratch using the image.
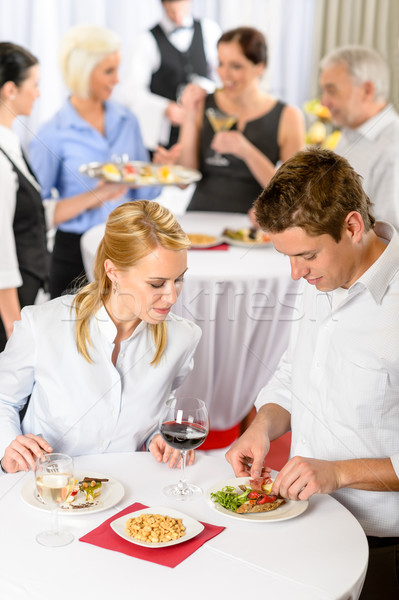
[303,99,341,149]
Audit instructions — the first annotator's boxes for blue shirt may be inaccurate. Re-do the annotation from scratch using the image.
[29,99,160,234]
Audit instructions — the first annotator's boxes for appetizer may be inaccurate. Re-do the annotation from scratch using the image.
[79,476,109,502]
[223,228,270,244]
[121,164,137,182]
[125,513,186,543]
[101,163,122,182]
[187,233,218,246]
[211,476,284,514]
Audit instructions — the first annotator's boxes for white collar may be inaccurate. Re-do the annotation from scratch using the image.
[350,222,399,304]
[0,124,24,157]
[355,105,398,141]
[160,12,194,35]
[95,303,147,345]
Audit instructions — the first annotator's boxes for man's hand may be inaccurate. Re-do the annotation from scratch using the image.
[149,433,195,469]
[272,456,341,500]
[225,421,270,478]
[2,434,53,473]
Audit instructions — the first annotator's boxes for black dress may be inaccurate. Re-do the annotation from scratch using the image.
[0,148,47,351]
[187,94,286,213]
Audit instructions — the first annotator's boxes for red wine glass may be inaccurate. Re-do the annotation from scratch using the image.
[159,396,209,499]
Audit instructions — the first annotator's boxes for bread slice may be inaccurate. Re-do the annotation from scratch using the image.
[236,497,285,513]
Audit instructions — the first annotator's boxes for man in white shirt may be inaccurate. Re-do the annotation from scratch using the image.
[123,0,221,151]
[226,148,399,599]
[319,45,399,232]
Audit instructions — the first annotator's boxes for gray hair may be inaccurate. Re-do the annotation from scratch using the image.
[59,25,120,98]
[320,45,389,102]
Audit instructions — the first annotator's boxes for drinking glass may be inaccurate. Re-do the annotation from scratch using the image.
[205,107,237,166]
[34,453,75,547]
[159,396,209,499]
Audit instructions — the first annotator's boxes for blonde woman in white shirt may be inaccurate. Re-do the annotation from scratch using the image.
[0,200,201,474]
[0,42,125,350]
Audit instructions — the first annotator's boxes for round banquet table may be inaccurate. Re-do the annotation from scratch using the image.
[0,452,368,599]
[81,211,299,442]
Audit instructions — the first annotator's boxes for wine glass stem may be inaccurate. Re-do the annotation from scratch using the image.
[51,506,60,535]
[178,450,188,492]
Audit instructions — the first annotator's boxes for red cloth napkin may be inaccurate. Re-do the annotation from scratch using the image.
[79,502,225,568]
[190,243,229,251]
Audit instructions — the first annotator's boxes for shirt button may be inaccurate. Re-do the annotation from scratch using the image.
[301,438,306,445]
[113,408,118,417]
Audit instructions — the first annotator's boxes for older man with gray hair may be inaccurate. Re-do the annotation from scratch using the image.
[320,45,399,231]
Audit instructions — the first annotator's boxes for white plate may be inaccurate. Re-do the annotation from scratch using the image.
[111,506,204,548]
[206,477,308,522]
[222,236,271,248]
[21,471,124,516]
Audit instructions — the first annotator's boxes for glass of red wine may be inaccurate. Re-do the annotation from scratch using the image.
[159,396,209,499]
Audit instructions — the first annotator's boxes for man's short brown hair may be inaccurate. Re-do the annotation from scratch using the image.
[254,148,375,242]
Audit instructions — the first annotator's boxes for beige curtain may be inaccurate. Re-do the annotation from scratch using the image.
[310,0,399,105]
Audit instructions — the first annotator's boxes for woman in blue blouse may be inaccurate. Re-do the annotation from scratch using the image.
[30,25,160,298]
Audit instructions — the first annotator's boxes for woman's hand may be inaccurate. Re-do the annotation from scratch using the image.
[211,130,248,158]
[153,143,181,165]
[180,84,207,116]
[89,182,128,207]
[2,434,53,474]
[149,433,195,468]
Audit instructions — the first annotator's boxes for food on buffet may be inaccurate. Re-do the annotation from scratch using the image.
[138,164,158,184]
[223,228,271,244]
[210,476,284,514]
[79,476,109,502]
[121,163,137,182]
[157,165,177,183]
[101,163,122,182]
[187,233,218,246]
[125,513,186,543]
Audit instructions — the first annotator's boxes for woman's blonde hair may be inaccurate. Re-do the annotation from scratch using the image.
[59,24,120,98]
[72,200,190,365]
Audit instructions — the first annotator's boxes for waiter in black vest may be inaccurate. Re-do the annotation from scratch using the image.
[124,0,221,152]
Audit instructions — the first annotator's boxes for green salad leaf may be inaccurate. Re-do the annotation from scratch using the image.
[210,485,250,511]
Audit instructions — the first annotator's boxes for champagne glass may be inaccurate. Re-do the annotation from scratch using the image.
[205,107,237,166]
[159,396,209,500]
[34,453,74,547]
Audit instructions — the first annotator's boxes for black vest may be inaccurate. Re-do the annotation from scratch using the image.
[150,20,208,147]
[0,148,47,285]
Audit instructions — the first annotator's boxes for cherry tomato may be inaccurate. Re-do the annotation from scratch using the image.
[248,491,260,499]
[256,494,277,504]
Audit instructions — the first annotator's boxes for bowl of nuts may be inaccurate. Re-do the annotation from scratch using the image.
[110,506,204,548]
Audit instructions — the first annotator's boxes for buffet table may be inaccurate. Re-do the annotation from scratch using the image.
[81,212,299,438]
[0,452,368,599]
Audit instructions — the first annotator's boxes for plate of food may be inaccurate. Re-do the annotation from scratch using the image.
[206,476,308,522]
[79,161,202,187]
[111,506,204,548]
[187,233,225,249]
[222,228,271,247]
[21,471,124,515]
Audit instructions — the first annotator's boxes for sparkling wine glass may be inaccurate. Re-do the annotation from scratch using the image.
[34,453,75,547]
[205,107,237,166]
[159,396,209,500]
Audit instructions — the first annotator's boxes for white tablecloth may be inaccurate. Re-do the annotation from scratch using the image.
[0,452,368,599]
[81,212,299,433]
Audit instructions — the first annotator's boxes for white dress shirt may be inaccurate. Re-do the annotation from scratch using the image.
[255,222,399,537]
[335,105,399,231]
[123,13,221,150]
[0,296,201,460]
[0,125,55,290]
[0,126,41,290]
